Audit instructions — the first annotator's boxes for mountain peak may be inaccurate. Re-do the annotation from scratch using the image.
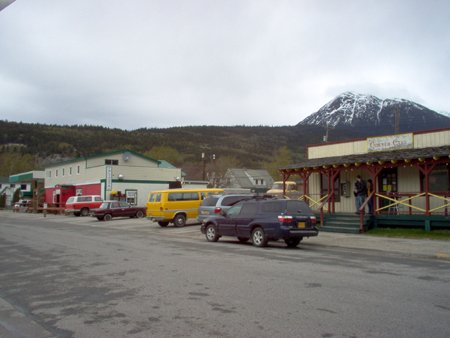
[298,92,450,133]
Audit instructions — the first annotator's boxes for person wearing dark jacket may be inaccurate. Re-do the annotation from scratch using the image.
[354,175,367,214]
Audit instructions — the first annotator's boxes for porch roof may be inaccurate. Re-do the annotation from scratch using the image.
[280,145,450,171]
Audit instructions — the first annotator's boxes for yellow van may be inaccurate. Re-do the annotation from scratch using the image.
[146,189,225,227]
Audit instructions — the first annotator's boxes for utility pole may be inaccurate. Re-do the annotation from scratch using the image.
[323,123,334,142]
[201,145,211,181]
[395,106,400,134]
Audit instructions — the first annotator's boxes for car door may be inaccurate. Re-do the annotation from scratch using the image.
[119,201,133,217]
[110,202,122,218]
[235,203,258,238]
[217,204,242,236]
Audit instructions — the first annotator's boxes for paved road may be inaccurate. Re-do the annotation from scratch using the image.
[1,211,450,337]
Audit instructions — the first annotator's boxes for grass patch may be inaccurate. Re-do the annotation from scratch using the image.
[365,228,450,240]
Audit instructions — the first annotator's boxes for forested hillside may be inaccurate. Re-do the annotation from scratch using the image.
[0,120,363,179]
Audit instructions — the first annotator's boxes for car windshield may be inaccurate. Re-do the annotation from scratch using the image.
[99,203,110,209]
[271,183,283,190]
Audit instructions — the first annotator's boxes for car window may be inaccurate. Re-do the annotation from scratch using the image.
[95,197,102,201]
[226,204,243,216]
[111,202,121,208]
[200,192,206,200]
[199,197,219,207]
[149,194,155,202]
[286,201,314,216]
[99,203,109,209]
[119,202,129,208]
[155,194,161,202]
[240,203,258,215]
[261,202,283,213]
[184,192,199,201]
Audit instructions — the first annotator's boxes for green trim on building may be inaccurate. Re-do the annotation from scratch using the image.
[10,172,34,182]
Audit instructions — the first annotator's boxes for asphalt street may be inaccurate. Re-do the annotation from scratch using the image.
[1,210,450,337]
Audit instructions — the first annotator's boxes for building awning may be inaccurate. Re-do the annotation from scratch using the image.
[280,145,450,171]
[9,171,45,184]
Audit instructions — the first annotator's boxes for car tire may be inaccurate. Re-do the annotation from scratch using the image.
[285,237,302,248]
[252,227,268,247]
[135,211,144,218]
[205,224,219,242]
[158,221,169,227]
[237,237,249,243]
[80,208,89,217]
[174,214,186,227]
[104,214,112,221]
[97,217,104,221]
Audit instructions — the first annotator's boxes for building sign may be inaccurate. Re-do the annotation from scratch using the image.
[367,133,413,152]
[106,166,112,191]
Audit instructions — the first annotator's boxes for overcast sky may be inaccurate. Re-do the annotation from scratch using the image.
[1,1,449,130]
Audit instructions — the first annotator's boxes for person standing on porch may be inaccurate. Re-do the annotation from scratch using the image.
[367,179,374,214]
[354,175,367,214]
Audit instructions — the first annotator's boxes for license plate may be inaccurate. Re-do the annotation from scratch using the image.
[203,211,208,214]
[297,222,305,228]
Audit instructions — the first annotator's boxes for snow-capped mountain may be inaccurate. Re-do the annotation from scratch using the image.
[298,92,450,133]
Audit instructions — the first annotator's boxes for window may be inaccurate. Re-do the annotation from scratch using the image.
[240,203,258,215]
[421,164,449,193]
[62,168,65,177]
[155,193,162,202]
[69,167,72,176]
[111,202,121,208]
[95,197,103,201]
[226,204,243,216]
[20,184,27,190]
[55,169,58,177]
[168,192,199,201]
[149,194,155,202]
[261,202,283,213]
[126,190,137,205]
[105,159,119,165]
[320,174,340,202]
[76,188,82,196]
[77,165,80,174]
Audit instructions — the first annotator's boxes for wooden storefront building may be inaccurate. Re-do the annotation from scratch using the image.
[279,128,450,233]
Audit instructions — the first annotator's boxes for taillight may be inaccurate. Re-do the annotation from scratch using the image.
[214,207,222,214]
[278,215,293,223]
[310,216,316,224]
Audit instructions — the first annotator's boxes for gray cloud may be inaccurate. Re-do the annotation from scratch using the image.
[1,0,449,130]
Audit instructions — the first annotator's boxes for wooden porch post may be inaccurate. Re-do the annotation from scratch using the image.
[364,166,383,215]
[416,162,437,216]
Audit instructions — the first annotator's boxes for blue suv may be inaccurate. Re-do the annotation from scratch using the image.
[200,196,318,248]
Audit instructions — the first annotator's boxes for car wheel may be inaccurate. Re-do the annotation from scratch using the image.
[97,217,104,221]
[135,210,144,218]
[252,227,268,247]
[104,214,112,221]
[174,214,186,227]
[285,237,302,248]
[237,237,249,243]
[80,208,89,217]
[158,221,169,227]
[205,224,219,242]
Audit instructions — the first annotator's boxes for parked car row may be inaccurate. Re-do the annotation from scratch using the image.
[62,190,319,249]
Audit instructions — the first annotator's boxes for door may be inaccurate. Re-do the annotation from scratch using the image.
[378,168,398,210]
[218,204,242,236]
